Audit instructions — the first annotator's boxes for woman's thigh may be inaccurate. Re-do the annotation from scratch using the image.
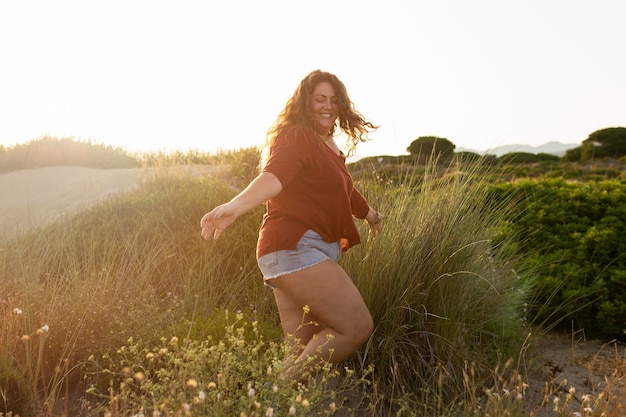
[273,287,324,345]
[271,259,372,337]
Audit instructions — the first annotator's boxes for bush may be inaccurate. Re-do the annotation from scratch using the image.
[491,178,626,340]
[498,152,544,164]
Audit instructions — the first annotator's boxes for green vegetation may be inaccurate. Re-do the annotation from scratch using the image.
[406,136,456,162]
[344,161,531,414]
[1,137,625,416]
[564,127,626,162]
[491,178,626,339]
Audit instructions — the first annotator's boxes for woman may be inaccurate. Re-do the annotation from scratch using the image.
[200,69,383,385]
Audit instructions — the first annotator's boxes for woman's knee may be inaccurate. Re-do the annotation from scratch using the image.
[348,310,374,346]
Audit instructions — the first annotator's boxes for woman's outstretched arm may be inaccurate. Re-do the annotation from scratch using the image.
[201,172,282,240]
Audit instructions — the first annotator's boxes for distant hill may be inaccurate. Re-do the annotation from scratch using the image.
[458,141,579,157]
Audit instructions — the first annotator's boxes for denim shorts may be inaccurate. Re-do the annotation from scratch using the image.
[257,229,341,285]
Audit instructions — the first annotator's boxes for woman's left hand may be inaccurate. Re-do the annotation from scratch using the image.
[365,208,384,242]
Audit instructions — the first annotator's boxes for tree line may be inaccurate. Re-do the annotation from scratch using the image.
[406,127,626,162]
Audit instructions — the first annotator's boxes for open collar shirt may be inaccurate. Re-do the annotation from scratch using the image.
[256,125,370,259]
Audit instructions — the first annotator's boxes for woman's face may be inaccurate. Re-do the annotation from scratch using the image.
[310,81,338,135]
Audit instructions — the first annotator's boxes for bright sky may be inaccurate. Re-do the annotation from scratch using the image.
[1,0,625,159]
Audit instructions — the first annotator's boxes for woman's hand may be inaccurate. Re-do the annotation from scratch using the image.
[200,172,282,241]
[200,201,240,240]
[365,207,384,242]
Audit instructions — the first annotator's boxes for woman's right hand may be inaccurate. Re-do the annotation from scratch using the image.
[200,172,282,241]
[200,201,240,240]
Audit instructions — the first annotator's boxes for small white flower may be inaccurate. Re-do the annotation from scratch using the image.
[13,308,23,315]
[41,324,50,333]
[198,391,206,401]
[248,387,255,398]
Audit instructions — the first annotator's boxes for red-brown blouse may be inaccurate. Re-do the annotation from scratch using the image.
[256,125,370,259]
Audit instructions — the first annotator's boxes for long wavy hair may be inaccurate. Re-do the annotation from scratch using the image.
[261,70,378,166]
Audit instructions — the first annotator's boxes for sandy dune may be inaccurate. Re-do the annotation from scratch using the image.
[0,166,145,238]
[0,165,224,239]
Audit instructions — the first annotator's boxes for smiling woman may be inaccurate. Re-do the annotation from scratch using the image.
[200,69,384,386]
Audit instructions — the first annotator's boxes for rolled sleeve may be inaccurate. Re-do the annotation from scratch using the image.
[351,188,370,219]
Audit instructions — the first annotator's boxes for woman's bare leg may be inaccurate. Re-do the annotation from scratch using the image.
[273,288,325,371]
[271,260,373,384]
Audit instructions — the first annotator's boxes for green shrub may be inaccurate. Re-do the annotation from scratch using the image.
[491,178,626,340]
[498,152,544,164]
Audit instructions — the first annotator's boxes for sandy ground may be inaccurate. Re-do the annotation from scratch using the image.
[0,166,145,238]
[0,165,222,239]
[524,332,625,415]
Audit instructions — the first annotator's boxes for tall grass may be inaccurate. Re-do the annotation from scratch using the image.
[1,172,273,415]
[2,152,624,416]
[343,158,532,414]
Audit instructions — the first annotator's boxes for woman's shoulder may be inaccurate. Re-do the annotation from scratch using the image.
[277,125,316,144]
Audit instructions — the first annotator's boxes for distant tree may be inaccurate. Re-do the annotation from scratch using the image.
[563,146,582,162]
[499,152,544,164]
[536,153,560,162]
[406,136,456,162]
[452,151,498,166]
[579,127,626,161]
[453,151,482,163]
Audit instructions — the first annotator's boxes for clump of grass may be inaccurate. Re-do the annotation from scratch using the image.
[345,156,533,413]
